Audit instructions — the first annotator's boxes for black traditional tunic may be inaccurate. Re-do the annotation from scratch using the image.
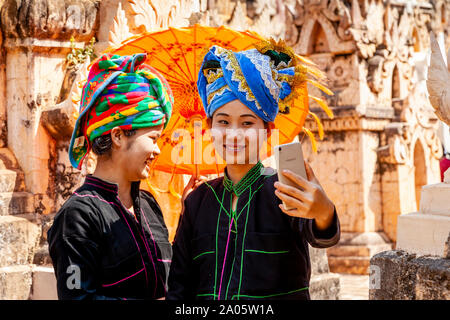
[167,162,340,300]
[48,175,172,300]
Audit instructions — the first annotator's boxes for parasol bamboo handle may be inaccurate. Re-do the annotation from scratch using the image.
[194,163,199,179]
[191,115,202,179]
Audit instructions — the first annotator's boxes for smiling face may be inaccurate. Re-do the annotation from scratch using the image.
[114,125,164,181]
[210,100,268,165]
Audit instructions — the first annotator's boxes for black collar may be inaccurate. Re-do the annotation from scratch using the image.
[84,175,141,199]
[223,161,264,197]
[84,175,143,222]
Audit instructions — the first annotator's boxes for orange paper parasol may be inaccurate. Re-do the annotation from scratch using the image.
[102,25,332,180]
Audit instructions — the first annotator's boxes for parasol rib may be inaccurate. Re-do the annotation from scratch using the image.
[148,35,193,83]
[169,28,194,82]
[124,43,191,85]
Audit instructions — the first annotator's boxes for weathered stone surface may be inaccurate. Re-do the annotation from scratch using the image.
[0,0,100,41]
[0,169,17,193]
[41,56,90,142]
[0,265,32,300]
[310,273,341,300]
[309,245,340,300]
[370,250,450,300]
[41,103,77,140]
[415,259,450,300]
[370,250,421,300]
[32,213,55,265]
[0,26,5,149]
[445,233,450,259]
[396,212,450,257]
[303,131,367,234]
[30,266,57,300]
[0,149,31,217]
[32,244,52,266]
[0,169,26,193]
[309,245,331,275]
[0,147,20,170]
[0,216,40,267]
[50,145,84,210]
[0,192,35,216]
[5,41,62,211]
[419,183,450,216]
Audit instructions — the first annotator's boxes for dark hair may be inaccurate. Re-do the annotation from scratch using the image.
[202,60,221,71]
[91,129,137,156]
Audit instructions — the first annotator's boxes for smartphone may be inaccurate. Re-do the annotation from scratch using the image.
[274,142,307,211]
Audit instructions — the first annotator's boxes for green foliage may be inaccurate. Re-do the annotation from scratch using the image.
[66,37,97,69]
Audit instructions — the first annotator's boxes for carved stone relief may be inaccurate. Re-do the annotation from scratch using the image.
[0,0,100,41]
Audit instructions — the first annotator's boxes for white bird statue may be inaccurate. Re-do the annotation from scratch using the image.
[427,32,450,126]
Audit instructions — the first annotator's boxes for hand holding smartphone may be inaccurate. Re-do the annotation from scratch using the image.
[274,142,307,211]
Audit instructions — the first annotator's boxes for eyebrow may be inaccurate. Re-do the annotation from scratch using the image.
[215,113,257,119]
[215,113,230,117]
[240,114,257,119]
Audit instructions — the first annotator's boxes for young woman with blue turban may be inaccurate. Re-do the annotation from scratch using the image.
[168,40,340,300]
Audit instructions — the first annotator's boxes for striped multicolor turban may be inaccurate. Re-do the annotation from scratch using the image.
[69,53,173,169]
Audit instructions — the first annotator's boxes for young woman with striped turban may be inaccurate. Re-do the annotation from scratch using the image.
[48,53,174,300]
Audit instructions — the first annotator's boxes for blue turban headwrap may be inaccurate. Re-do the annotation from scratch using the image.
[197,43,305,122]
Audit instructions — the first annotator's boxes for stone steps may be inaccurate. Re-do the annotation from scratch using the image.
[0,216,42,300]
[0,265,33,300]
[326,232,393,275]
[0,169,26,193]
[327,243,393,258]
[328,256,371,275]
[29,266,57,300]
[0,216,40,268]
[0,148,45,300]
[0,265,57,300]
[0,191,34,216]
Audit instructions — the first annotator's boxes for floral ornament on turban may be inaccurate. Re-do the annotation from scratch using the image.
[69,53,174,170]
[197,39,308,122]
